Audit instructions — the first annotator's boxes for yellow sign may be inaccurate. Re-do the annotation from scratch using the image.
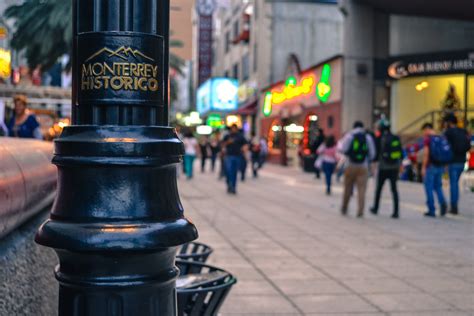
[0,48,11,79]
[271,75,315,104]
[0,26,7,39]
[81,46,159,92]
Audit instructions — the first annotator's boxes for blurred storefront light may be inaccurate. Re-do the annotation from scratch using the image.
[226,115,240,127]
[271,125,282,132]
[196,78,239,115]
[183,111,203,126]
[415,81,429,91]
[196,125,213,135]
[206,113,224,128]
[284,124,305,133]
[0,48,12,80]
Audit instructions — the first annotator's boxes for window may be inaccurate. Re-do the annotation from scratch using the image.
[212,45,216,66]
[232,63,239,80]
[225,31,230,53]
[233,20,239,39]
[253,43,258,73]
[242,54,249,81]
[327,116,334,129]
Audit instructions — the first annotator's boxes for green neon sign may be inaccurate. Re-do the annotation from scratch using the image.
[263,92,273,117]
[206,114,224,128]
[316,64,331,103]
[285,76,297,87]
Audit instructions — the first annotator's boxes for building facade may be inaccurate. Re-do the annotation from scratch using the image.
[194,0,474,168]
[209,0,344,137]
[340,0,474,134]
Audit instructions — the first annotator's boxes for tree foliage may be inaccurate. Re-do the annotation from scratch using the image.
[5,0,184,72]
[5,0,71,70]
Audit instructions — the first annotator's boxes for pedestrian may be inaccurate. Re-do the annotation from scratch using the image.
[7,95,42,139]
[338,121,376,217]
[182,130,200,180]
[370,119,403,219]
[218,130,228,180]
[366,128,378,177]
[335,155,347,183]
[443,114,471,215]
[199,136,211,173]
[0,100,8,136]
[258,137,268,168]
[250,133,262,178]
[311,128,325,179]
[239,133,249,181]
[223,124,247,194]
[0,121,7,136]
[210,132,221,172]
[421,122,451,217]
[316,135,338,195]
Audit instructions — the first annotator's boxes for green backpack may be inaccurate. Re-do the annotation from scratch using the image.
[381,134,402,164]
[347,133,368,163]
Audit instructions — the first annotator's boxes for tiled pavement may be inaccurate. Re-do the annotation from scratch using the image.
[178,163,474,316]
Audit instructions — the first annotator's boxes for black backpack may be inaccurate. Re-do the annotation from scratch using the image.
[347,133,368,163]
[381,134,403,164]
[448,128,470,156]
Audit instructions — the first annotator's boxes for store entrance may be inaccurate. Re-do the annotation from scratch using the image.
[283,119,304,168]
[391,74,473,133]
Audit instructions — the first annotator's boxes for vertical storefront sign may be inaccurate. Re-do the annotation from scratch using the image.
[198,15,213,86]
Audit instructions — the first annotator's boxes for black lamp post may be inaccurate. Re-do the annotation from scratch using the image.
[35,1,198,315]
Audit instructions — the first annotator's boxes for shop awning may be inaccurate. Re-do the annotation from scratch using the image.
[235,99,258,116]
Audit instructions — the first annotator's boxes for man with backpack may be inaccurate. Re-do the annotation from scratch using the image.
[339,121,376,217]
[421,122,452,217]
[370,119,403,219]
[444,115,471,215]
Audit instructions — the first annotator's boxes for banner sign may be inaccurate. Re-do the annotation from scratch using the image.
[197,15,213,86]
[77,33,164,106]
[387,51,474,79]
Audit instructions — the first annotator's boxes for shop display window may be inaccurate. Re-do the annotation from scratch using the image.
[268,120,282,150]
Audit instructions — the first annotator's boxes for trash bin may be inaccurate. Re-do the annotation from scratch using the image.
[177,242,213,263]
[302,154,316,172]
[176,260,237,316]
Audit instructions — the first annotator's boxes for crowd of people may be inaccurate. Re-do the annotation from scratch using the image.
[311,115,471,219]
[178,114,471,218]
[179,124,268,195]
[4,93,470,217]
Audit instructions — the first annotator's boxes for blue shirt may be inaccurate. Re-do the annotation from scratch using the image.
[7,114,40,138]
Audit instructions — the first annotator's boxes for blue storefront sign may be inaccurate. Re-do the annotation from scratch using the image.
[197,78,239,114]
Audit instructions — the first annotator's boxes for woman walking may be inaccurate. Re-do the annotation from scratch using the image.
[183,131,200,179]
[317,135,339,195]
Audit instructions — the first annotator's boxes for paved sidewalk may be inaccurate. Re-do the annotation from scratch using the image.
[179,163,474,316]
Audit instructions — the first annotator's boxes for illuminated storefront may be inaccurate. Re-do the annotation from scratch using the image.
[196,77,239,129]
[234,81,258,137]
[385,51,474,133]
[260,56,342,167]
[0,48,11,81]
